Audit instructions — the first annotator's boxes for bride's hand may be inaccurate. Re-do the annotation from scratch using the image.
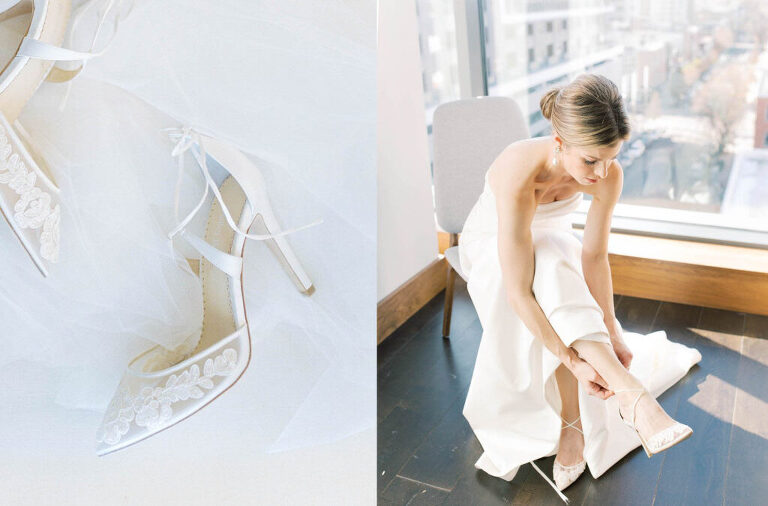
[609,330,633,370]
[607,317,632,370]
[567,352,614,400]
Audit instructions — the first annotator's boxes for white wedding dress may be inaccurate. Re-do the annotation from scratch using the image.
[0,0,374,457]
[458,170,702,500]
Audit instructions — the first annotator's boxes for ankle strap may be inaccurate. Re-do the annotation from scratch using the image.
[179,229,242,278]
[18,37,103,64]
[614,388,646,426]
[17,0,130,83]
[560,415,583,435]
[165,126,322,240]
[164,126,323,278]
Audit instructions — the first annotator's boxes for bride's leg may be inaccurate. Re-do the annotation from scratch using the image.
[570,340,635,389]
[570,339,678,438]
[555,363,584,465]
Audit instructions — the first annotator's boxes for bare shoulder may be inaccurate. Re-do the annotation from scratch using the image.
[486,139,542,199]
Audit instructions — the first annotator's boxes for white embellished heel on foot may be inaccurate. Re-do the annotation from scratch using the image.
[94,126,322,456]
[552,415,587,491]
[614,387,693,457]
[526,413,587,505]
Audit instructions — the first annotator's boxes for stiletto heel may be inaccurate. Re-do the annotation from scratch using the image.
[614,387,693,458]
[94,126,322,455]
[190,134,315,295]
[552,415,587,491]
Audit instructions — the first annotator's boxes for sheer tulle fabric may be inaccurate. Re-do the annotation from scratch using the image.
[0,0,374,452]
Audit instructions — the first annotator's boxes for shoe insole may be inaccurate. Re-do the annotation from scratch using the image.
[195,176,248,355]
[0,1,32,77]
[0,0,69,123]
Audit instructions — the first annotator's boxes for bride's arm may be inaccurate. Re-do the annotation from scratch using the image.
[581,161,623,338]
[490,151,616,396]
[490,157,575,366]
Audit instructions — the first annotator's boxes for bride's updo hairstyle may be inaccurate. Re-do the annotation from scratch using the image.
[539,73,631,148]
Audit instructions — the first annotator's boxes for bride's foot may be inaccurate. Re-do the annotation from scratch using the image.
[616,379,676,441]
[553,415,587,490]
[555,417,585,467]
[615,378,692,457]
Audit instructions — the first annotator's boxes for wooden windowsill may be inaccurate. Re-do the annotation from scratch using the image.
[437,229,768,316]
[581,230,768,273]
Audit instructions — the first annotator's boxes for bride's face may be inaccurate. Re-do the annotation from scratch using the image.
[557,139,623,186]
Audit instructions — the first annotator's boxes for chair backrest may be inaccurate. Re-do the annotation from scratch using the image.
[433,96,530,234]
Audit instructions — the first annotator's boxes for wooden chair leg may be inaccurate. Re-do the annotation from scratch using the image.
[442,233,460,338]
[442,265,457,338]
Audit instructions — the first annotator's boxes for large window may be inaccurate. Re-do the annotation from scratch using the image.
[415,0,463,166]
[480,0,768,236]
[415,0,768,246]
[415,0,461,130]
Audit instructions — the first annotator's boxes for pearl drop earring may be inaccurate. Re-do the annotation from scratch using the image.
[552,145,561,166]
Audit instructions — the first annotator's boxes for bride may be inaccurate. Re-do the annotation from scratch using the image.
[458,73,700,502]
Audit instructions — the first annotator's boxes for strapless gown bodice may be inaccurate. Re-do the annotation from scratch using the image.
[461,170,583,239]
[459,170,584,279]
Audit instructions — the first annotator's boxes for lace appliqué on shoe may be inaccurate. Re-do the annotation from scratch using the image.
[646,422,691,451]
[553,459,586,491]
[0,125,60,262]
[96,348,239,445]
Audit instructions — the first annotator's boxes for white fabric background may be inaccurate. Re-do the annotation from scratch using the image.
[0,0,376,502]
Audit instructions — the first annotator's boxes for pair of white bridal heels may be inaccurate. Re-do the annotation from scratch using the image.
[94,127,321,456]
[0,0,317,457]
[0,0,118,275]
[537,387,693,504]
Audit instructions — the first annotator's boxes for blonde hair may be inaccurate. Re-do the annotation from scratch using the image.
[539,73,631,149]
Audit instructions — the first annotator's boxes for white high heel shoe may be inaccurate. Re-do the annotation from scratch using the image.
[614,387,693,457]
[0,0,122,275]
[552,415,587,491]
[0,0,70,275]
[525,414,585,504]
[94,126,321,456]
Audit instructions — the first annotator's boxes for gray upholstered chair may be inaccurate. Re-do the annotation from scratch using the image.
[433,96,530,337]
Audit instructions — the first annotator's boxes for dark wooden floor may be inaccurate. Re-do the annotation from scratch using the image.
[378,278,768,505]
